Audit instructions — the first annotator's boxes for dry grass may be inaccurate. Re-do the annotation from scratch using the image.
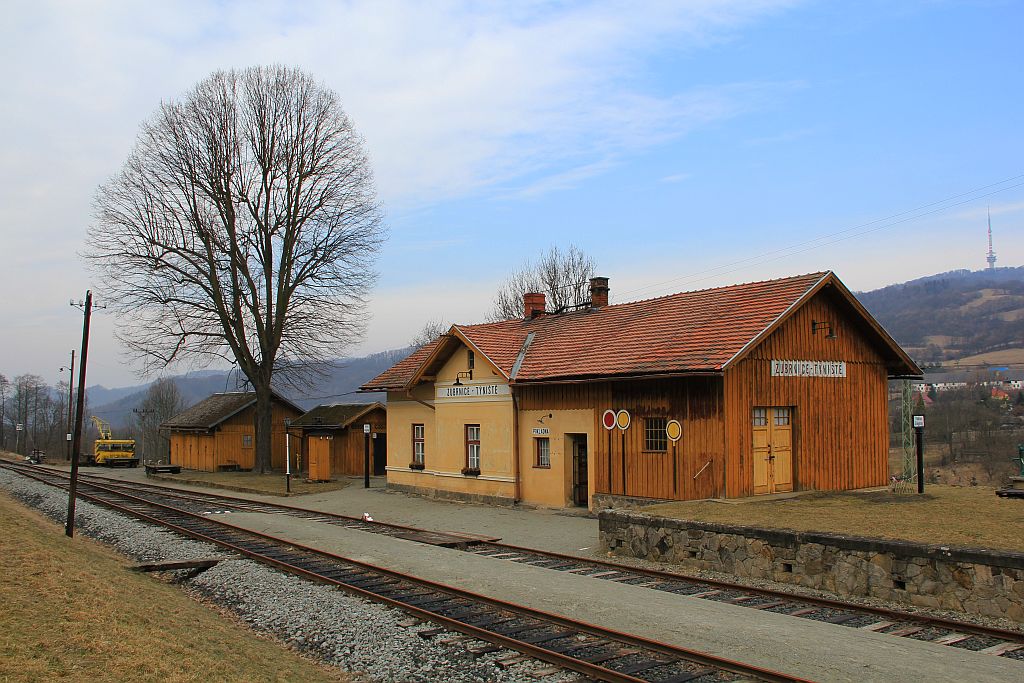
[151,470,351,496]
[0,490,349,683]
[643,485,1024,553]
[952,347,1024,365]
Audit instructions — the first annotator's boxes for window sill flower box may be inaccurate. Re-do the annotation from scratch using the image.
[461,467,480,477]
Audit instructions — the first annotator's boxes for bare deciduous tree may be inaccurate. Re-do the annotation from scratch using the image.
[87,66,385,472]
[136,378,185,462]
[410,319,450,347]
[489,244,595,321]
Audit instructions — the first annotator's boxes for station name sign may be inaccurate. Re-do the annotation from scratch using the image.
[436,383,511,400]
[770,360,847,378]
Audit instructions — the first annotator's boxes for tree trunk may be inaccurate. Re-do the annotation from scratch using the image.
[253,383,274,474]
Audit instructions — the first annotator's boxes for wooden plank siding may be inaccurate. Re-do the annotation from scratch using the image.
[298,408,387,476]
[168,401,301,472]
[723,289,890,498]
[517,378,725,501]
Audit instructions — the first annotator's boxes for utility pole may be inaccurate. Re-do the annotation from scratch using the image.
[59,350,75,462]
[67,291,96,538]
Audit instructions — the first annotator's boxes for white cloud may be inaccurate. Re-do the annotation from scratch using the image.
[0,0,801,385]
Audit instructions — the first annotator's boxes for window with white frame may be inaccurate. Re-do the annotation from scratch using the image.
[412,424,425,465]
[535,437,550,467]
[466,424,481,469]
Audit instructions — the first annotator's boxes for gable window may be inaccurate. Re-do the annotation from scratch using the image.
[535,437,550,468]
[465,424,481,470]
[644,417,667,452]
[412,424,425,467]
[242,434,253,448]
[467,349,475,371]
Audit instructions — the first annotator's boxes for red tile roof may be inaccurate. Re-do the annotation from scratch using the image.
[362,271,920,390]
[463,272,829,382]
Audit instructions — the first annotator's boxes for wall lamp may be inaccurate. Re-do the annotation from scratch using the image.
[811,320,837,339]
[453,370,473,386]
[537,413,554,424]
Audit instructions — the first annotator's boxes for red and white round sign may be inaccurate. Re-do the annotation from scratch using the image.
[602,409,617,430]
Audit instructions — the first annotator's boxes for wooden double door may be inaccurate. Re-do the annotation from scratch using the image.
[752,407,793,495]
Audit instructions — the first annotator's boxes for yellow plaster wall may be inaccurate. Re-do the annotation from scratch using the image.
[385,342,518,501]
[385,389,435,469]
[388,469,515,499]
[436,344,504,383]
[518,409,595,507]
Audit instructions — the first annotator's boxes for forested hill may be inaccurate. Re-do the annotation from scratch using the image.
[90,348,411,428]
[856,266,1024,362]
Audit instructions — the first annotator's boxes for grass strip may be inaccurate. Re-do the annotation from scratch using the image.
[0,489,349,682]
[644,485,1024,552]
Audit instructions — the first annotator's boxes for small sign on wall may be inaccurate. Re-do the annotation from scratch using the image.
[532,427,550,436]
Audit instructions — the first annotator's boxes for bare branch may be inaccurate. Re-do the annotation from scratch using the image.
[87,65,386,471]
[489,244,596,321]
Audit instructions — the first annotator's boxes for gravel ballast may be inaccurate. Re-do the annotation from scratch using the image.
[0,469,578,682]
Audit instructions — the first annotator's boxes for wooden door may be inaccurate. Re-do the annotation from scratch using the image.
[372,434,387,475]
[752,407,793,495]
[308,436,332,481]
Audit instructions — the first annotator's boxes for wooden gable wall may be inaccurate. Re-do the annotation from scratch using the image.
[723,286,890,498]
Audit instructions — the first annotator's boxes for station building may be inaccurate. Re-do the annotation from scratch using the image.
[361,272,921,509]
[162,391,303,471]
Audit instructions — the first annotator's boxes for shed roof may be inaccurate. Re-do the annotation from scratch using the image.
[362,271,922,390]
[290,403,385,429]
[161,391,303,431]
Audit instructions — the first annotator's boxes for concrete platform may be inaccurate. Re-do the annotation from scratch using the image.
[52,465,1024,681]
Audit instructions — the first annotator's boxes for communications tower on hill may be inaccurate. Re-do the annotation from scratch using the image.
[987,207,997,271]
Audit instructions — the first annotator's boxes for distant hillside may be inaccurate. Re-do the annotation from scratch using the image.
[90,349,412,428]
[857,266,1024,363]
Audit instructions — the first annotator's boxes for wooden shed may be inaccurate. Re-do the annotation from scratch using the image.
[362,271,922,509]
[288,403,387,480]
[162,391,304,471]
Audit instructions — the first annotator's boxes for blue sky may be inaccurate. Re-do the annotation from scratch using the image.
[1,1,1021,387]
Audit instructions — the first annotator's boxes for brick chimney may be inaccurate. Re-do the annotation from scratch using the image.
[524,292,546,318]
[589,277,609,308]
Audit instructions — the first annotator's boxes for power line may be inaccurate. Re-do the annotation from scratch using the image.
[615,173,1024,301]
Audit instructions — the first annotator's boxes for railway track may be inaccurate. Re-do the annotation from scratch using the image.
[1,461,808,683]
[6,461,1024,662]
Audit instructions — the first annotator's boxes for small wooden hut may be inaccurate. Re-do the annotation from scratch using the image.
[288,403,387,480]
[162,391,303,471]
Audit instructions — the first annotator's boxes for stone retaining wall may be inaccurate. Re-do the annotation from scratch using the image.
[599,510,1024,622]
